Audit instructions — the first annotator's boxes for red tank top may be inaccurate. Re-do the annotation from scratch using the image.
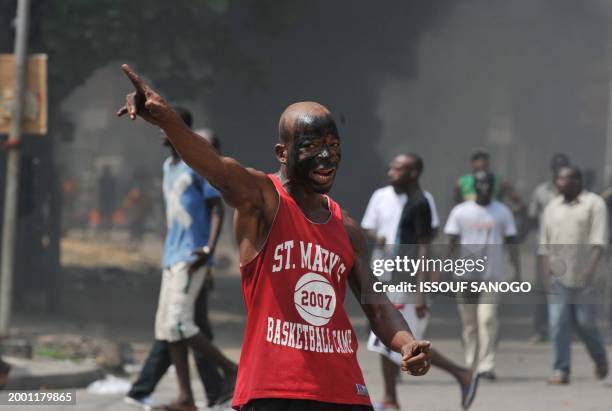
[232,174,371,409]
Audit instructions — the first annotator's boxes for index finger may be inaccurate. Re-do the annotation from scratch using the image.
[416,340,431,351]
[121,64,147,94]
[402,340,431,358]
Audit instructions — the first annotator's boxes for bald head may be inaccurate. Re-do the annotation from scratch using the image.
[275,101,341,194]
[387,153,423,189]
[278,101,339,143]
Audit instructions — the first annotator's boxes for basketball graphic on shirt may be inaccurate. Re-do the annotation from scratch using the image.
[294,272,337,326]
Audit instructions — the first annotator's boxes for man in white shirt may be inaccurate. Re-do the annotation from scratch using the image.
[362,153,479,410]
[445,171,520,380]
[362,185,439,247]
[539,166,609,384]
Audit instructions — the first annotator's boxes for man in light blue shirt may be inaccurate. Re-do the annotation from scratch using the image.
[126,108,236,411]
[161,146,220,270]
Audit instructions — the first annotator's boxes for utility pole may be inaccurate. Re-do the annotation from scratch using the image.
[0,0,31,335]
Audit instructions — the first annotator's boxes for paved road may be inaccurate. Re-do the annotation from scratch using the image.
[7,254,612,411]
[5,339,611,411]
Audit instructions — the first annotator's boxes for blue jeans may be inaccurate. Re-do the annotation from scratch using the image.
[533,256,548,336]
[548,281,607,374]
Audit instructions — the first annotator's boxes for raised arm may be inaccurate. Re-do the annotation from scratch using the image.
[116,64,274,212]
[343,213,431,376]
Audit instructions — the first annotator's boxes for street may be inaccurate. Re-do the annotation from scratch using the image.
[5,339,612,411]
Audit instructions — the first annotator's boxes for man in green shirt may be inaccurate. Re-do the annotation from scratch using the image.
[454,148,523,214]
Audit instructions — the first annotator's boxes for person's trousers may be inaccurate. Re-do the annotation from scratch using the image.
[155,262,206,342]
[457,298,499,373]
[533,256,549,336]
[548,281,607,375]
[128,285,225,405]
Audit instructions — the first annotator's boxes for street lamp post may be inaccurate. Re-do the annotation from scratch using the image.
[0,0,31,335]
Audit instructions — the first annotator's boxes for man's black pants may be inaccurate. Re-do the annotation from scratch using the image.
[127,286,225,405]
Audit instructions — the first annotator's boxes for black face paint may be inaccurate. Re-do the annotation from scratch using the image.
[318,146,330,159]
[294,112,339,141]
[287,113,341,193]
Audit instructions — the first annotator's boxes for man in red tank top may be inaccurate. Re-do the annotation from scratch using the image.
[118,64,432,411]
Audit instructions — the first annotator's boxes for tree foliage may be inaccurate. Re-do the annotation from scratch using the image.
[0,0,293,129]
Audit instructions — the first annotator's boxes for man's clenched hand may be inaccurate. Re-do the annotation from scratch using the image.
[187,247,211,276]
[116,64,179,127]
[400,340,432,376]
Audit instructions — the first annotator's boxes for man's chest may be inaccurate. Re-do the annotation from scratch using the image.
[374,195,406,230]
[460,211,497,232]
[548,204,591,240]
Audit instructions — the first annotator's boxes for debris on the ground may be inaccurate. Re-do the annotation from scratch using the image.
[86,374,131,395]
[34,335,134,372]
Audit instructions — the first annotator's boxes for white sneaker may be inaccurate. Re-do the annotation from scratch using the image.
[123,395,157,411]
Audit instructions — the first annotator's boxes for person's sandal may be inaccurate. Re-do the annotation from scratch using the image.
[461,370,480,409]
[478,371,496,381]
[595,360,608,380]
[547,371,569,385]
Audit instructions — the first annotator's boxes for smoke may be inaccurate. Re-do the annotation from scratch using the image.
[376,0,609,214]
[58,0,610,220]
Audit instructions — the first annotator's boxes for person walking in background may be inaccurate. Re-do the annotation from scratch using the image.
[123,169,153,244]
[363,153,479,410]
[600,184,612,344]
[526,153,570,343]
[362,154,440,267]
[61,176,79,234]
[445,171,520,381]
[98,164,117,237]
[125,107,235,411]
[540,165,609,385]
[454,148,522,213]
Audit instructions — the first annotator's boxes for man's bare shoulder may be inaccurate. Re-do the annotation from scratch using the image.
[230,167,277,217]
[245,167,271,185]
